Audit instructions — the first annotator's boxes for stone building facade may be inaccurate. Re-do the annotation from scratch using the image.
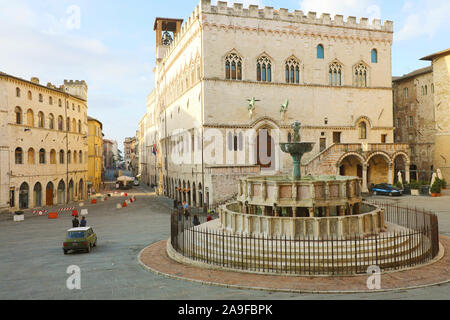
[0,72,88,212]
[393,66,435,182]
[87,117,103,193]
[145,0,410,208]
[103,139,118,169]
[421,49,450,183]
[123,137,137,175]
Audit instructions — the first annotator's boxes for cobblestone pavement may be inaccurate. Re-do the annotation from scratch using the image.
[0,188,449,300]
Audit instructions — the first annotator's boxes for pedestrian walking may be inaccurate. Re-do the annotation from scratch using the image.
[72,216,79,228]
[80,216,87,227]
[193,215,200,227]
[183,201,190,218]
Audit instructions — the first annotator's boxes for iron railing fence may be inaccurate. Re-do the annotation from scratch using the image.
[170,201,440,276]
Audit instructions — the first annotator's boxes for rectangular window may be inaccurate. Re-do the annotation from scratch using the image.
[320,138,326,152]
[397,118,401,127]
[404,88,409,98]
[333,132,341,144]
[381,134,387,143]
[409,116,413,127]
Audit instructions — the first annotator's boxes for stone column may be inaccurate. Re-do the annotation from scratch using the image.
[405,163,411,183]
[308,207,315,218]
[274,184,280,202]
[292,183,297,201]
[325,207,331,217]
[349,204,354,215]
[262,181,267,201]
[388,162,393,185]
[292,207,297,218]
[362,164,369,192]
[260,206,266,216]
[313,220,319,238]
[324,182,330,200]
[339,206,346,216]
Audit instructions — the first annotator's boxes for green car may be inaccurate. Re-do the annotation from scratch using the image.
[63,227,97,254]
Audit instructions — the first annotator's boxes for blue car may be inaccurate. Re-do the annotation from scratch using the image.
[371,183,402,196]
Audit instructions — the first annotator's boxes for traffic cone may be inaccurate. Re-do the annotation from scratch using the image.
[122,201,127,207]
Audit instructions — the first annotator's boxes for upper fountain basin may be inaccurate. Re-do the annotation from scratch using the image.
[280,142,315,155]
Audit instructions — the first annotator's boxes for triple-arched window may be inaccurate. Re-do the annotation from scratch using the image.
[257,55,272,82]
[329,62,342,86]
[285,57,300,84]
[354,63,368,87]
[225,53,242,80]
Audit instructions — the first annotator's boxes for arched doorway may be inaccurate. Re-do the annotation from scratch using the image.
[339,154,364,178]
[187,181,191,206]
[19,182,29,209]
[256,128,275,169]
[393,153,410,184]
[33,182,42,207]
[57,180,66,205]
[68,180,74,202]
[79,179,84,200]
[192,183,197,207]
[46,182,54,206]
[367,154,390,186]
[198,183,203,208]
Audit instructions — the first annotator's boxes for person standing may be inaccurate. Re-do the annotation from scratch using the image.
[80,216,87,227]
[72,216,80,228]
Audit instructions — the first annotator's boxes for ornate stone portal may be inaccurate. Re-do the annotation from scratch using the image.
[219,121,384,238]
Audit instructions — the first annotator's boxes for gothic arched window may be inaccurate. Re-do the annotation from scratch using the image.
[371,49,378,63]
[285,57,300,84]
[225,53,242,80]
[354,63,368,87]
[257,55,272,82]
[317,44,324,59]
[329,62,342,86]
[15,148,23,164]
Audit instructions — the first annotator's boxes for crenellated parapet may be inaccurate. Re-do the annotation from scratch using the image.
[63,79,88,101]
[199,0,393,32]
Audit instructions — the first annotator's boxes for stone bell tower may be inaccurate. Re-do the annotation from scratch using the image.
[153,17,183,63]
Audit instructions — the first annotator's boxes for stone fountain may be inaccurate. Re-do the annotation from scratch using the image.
[280,121,314,180]
[219,121,384,239]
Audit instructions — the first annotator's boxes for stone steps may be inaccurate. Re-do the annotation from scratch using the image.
[177,228,432,274]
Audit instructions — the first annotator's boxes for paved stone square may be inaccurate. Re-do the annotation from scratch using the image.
[0,187,449,300]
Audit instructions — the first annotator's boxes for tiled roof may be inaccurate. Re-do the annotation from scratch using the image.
[392,66,432,82]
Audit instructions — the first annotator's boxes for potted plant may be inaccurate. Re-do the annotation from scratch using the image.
[395,181,403,190]
[409,180,420,196]
[439,178,447,190]
[430,179,441,197]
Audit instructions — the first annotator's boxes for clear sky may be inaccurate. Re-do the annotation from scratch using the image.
[1,0,449,151]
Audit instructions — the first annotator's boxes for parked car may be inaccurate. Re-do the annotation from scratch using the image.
[372,184,402,196]
[63,227,97,254]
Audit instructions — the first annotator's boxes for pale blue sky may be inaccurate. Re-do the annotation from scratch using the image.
[0,0,449,150]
